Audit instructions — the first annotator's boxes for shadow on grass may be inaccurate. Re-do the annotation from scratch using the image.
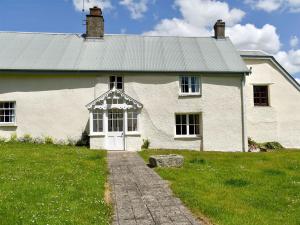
[224,178,250,187]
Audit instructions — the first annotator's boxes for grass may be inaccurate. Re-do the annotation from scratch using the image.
[139,149,300,225]
[0,142,111,225]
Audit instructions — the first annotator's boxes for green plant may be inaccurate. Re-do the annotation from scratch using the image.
[44,136,54,145]
[263,142,284,150]
[32,137,44,144]
[9,133,17,142]
[19,134,33,143]
[76,131,90,147]
[141,139,150,150]
[0,136,6,143]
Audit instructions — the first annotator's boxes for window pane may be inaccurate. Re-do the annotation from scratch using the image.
[181,77,189,93]
[182,125,187,135]
[176,115,181,124]
[117,76,122,83]
[191,77,199,93]
[195,125,200,135]
[117,82,123,90]
[176,125,181,135]
[181,115,187,124]
[253,86,269,106]
[127,111,138,132]
[189,114,194,124]
[189,125,195,135]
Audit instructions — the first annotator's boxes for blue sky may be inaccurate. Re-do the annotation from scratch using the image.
[0,0,299,80]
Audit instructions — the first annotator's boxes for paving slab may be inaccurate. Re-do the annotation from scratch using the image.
[108,152,204,225]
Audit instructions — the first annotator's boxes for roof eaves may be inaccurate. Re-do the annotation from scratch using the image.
[242,55,300,91]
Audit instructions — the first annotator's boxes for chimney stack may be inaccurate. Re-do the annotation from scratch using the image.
[86,6,104,38]
[214,20,225,39]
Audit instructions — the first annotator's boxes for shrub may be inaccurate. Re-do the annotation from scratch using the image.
[0,136,6,143]
[10,133,17,142]
[263,142,284,150]
[76,131,90,147]
[248,137,259,151]
[19,134,33,143]
[141,139,150,150]
[32,137,45,144]
[44,136,54,144]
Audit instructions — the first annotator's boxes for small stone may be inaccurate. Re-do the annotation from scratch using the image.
[149,155,184,168]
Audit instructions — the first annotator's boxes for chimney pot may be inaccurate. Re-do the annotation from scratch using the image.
[86,6,104,38]
[214,20,225,39]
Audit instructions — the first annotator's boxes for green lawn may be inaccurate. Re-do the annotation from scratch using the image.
[0,142,111,225]
[139,150,300,225]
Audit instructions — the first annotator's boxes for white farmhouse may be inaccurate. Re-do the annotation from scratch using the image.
[0,7,299,151]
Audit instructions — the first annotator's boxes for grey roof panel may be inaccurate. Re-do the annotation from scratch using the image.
[0,32,249,73]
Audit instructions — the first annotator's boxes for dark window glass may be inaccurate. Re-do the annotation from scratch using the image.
[253,86,269,106]
[110,76,123,90]
[181,77,189,93]
[0,102,15,123]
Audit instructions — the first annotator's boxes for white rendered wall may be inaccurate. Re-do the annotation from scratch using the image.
[0,75,95,141]
[245,59,300,148]
[0,73,244,151]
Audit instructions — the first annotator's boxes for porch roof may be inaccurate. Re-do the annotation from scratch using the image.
[86,88,143,110]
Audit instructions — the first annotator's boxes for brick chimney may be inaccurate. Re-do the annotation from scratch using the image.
[86,6,104,38]
[214,20,225,39]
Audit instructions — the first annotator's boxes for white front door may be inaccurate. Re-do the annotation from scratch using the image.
[106,109,124,151]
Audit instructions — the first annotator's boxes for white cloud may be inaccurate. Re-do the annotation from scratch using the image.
[227,24,281,54]
[174,0,245,27]
[296,78,300,83]
[290,36,299,48]
[245,0,300,12]
[120,0,150,19]
[275,49,300,74]
[73,0,112,12]
[144,0,280,54]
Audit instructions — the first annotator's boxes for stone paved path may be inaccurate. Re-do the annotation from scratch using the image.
[108,152,204,225]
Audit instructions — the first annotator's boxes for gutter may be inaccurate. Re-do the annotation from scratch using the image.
[241,73,248,152]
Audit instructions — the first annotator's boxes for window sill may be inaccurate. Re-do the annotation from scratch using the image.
[125,132,141,137]
[179,93,201,97]
[0,123,17,127]
[253,105,271,108]
[89,133,105,137]
[174,135,202,139]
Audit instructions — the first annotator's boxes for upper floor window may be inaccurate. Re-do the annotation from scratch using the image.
[175,114,200,136]
[253,86,269,106]
[180,76,200,94]
[110,76,123,90]
[0,102,16,124]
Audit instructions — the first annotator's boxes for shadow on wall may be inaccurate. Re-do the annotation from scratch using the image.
[0,74,96,94]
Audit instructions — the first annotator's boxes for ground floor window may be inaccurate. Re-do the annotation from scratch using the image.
[0,102,16,124]
[93,110,103,132]
[127,110,138,132]
[175,114,200,136]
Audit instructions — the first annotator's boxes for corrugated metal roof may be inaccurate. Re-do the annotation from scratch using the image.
[0,32,249,73]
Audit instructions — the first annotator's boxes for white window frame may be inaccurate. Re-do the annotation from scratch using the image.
[126,110,138,133]
[0,101,17,126]
[124,109,140,136]
[90,110,105,136]
[174,113,201,138]
[179,76,201,96]
[109,75,124,90]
